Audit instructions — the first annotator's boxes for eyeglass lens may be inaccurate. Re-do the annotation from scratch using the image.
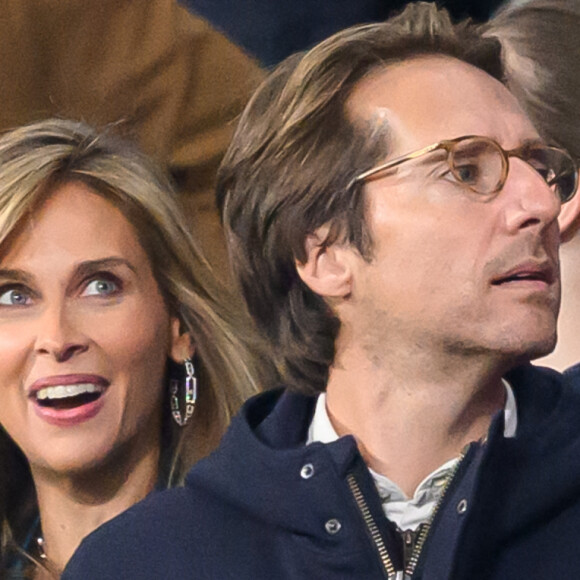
[448,138,577,202]
[450,139,504,195]
[524,146,577,203]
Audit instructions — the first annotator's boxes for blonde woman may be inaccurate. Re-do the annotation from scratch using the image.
[0,118,268,578]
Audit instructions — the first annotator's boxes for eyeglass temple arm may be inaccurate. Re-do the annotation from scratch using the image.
[349,142,443,188]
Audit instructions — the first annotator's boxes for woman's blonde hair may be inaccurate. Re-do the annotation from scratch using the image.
[0,118,269,571]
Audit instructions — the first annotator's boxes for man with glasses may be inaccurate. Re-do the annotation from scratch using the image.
[64,4,580,580]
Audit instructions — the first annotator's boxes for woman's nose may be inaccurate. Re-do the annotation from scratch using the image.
[34,305,89,362]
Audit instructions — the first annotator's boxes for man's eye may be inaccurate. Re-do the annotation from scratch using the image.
[453,164,480,184]
[83,278,120,297]
[0,287,32,306]
[533,165,556,184]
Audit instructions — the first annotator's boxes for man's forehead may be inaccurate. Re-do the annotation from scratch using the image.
[346,55,540,154]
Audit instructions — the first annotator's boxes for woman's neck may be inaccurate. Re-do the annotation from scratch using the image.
[31,444,160,574]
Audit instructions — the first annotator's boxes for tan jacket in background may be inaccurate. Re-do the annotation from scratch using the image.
[0,0,264,274]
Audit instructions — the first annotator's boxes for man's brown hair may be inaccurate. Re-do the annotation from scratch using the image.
[217,2,505,394]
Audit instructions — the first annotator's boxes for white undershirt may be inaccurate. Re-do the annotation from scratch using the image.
[307,381,517,531]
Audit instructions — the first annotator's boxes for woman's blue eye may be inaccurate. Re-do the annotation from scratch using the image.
[84,279,119,297]
[0,288,31,306]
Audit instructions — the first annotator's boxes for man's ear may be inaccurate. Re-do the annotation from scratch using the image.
[295,226,354,298]
[169,317,195,363]
[559,192,580,243]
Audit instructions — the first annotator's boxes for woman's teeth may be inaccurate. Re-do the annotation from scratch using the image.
[36,383,104,401]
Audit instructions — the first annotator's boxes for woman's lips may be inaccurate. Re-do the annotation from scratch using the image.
[28,374,109,427]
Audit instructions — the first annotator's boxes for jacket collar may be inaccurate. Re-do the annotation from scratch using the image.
[187,365,577,541]
[453,364,580,574]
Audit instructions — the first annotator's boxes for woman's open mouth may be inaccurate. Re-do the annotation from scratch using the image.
[35,383,106,410]
[29,375,109,426]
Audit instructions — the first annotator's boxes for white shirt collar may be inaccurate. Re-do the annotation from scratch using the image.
[503,379,517,437]
[307,379,517,445]
[307,380,517,531]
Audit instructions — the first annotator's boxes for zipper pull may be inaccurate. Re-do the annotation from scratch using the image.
[402,528,419,569]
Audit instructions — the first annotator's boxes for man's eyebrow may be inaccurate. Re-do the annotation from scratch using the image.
[519,137,549,148]
[75,257,138,278]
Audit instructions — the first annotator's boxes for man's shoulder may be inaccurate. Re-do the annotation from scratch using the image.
[507,363,580,411]
[63,486,207,579]
[497,363,580,449]
[565,361,580,380]
[63,387,319,579]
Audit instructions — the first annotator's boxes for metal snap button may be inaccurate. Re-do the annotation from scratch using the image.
[325,518,342,535]
[300,463,315,479]
[457,499,468,514]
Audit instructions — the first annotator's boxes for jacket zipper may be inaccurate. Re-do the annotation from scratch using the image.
[346,473,396,579]
[346,448,468,580]
[402,528,422,571]
[403,451,466,577]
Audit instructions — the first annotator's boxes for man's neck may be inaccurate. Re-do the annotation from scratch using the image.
[325,345,507,497]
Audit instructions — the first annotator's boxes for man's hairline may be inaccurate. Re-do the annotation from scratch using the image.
[312,53,491,259]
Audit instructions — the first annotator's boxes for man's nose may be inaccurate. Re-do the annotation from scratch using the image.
[502,158,561,233]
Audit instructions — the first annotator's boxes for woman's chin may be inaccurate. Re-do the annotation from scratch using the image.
[27,436,119,478]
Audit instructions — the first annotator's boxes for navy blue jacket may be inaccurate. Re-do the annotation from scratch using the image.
[64,365,580,579]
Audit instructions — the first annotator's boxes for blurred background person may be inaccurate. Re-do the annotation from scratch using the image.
[486,0,580,371]
[0,0,263,277]
[183,0,505,67]
[0,119,269,578]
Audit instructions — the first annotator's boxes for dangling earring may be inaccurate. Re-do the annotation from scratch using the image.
[170,357,197,427]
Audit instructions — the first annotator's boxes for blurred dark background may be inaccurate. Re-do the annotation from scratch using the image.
[182,0,505,67]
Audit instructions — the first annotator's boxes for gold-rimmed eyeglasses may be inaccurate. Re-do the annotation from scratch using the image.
[350,135,578,203]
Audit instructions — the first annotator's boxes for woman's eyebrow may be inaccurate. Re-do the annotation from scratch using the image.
[0,259,138,286]
[75,257,138,278]
[0,269,34,284]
